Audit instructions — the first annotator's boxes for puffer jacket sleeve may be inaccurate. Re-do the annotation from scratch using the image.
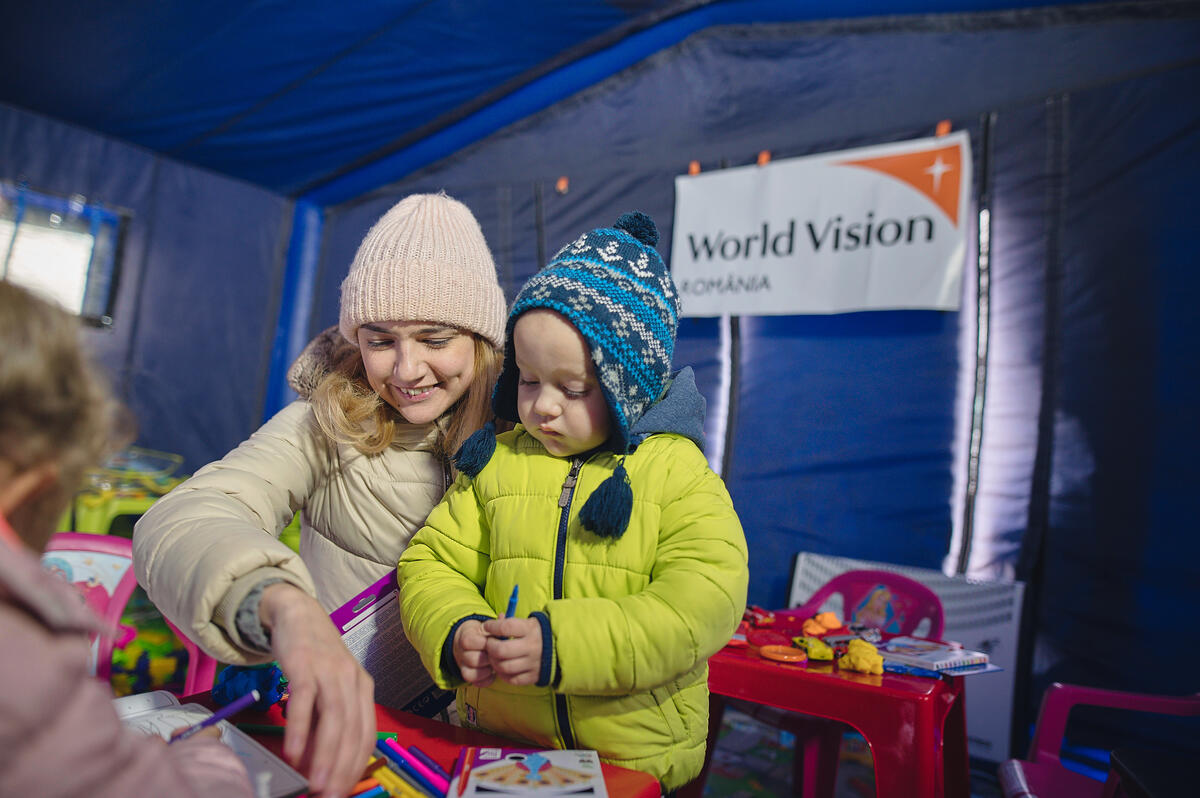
[547,437,749,695]
[133,400,324,664]
[397,474,496,688]
[0,576,254,797]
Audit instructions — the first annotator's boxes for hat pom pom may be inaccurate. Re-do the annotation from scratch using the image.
[614,212,658,248]
[579,462,633,539]
[453,421,497,478]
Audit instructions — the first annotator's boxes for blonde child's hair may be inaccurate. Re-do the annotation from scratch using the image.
[0,280,129,545]
[308,333,502,463]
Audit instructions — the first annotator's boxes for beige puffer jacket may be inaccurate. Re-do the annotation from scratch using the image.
[133,330,451,663]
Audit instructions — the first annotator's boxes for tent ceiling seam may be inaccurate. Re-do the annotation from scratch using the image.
[167,0,444,160]
[308,3,1200,206]
[292,0,715,199]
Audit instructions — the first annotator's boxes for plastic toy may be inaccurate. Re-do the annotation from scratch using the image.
[744,605,776,626]
[838,638,883,675]
[813,611,842,630]
[759,645,807,665]
[793,635,834,661]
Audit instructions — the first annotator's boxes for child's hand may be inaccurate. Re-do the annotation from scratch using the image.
[453,620,495,686]
[482,617,543,686]
[167,725,223,743]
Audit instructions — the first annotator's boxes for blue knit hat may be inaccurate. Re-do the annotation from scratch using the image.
[454,211,680,538]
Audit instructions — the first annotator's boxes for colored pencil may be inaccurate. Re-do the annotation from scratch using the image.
[170,689,260,743]
[362,756,390,780]
[456,746,474,797]
[374,740,440,797]
[407,745,451,782]
[349,777,381,795]
[384,738,449,795]
[352,786,387,798]
[373,758,430,798]
[235,722,285,735]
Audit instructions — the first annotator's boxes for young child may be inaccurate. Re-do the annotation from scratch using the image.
[398,212,749,791]
[0,280,253,798]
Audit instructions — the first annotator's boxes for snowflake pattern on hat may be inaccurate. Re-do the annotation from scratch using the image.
[492,212,680,455]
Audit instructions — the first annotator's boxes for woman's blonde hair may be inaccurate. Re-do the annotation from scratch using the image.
[309,333,502,462]
[0,280,129,545]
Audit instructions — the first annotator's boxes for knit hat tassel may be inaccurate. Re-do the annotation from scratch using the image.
[579,461,633,539]
[453,420,497,477]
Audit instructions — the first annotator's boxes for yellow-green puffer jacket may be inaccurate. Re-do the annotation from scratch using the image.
[398,427,748,790]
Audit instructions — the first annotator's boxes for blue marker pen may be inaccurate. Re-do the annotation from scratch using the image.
[496,584,520,641]
[504,584,519,619]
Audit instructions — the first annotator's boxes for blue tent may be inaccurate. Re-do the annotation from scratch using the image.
[3,0,1197,764]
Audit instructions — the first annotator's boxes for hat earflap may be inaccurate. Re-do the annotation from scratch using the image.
[579,460,632,539]
[453,420,497,478]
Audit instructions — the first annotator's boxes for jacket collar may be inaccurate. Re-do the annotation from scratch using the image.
[629,366,706,451]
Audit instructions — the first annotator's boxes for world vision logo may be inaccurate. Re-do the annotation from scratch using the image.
[683,142,963,266]
[838,142,962,227]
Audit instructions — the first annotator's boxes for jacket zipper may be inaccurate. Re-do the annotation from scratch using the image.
[552,457,584,749]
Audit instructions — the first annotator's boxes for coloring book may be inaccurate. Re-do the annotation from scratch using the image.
[879,636,990,671]
[113,690,307,798]
[449,747,608,797]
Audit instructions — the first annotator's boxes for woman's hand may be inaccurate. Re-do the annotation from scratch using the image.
[453,619,495,686]
[259,582,375,798]
[481,617,543,686]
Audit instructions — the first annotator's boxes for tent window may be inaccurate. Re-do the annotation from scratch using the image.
[0,183,126,327]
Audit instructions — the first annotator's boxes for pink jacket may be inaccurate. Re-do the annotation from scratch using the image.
[0,517,253,798]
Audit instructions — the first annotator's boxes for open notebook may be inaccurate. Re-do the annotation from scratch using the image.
[113,690,307,798]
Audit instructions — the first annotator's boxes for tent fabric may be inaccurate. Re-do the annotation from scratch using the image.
[0,0,691,195]
[2,0,1198,759]
[1033,62,1200,748]
[0,1,1126,199]
[303,8,1200,753]
[314,6,1200,603]
[0,102,291,474]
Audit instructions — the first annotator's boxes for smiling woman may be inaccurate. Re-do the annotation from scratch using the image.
[357,321,480,426]
[132,193,507,798]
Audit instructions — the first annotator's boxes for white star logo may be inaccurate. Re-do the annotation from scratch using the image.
[924,156,953,193]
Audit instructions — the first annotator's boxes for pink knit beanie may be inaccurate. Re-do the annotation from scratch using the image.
[338,193,507,349]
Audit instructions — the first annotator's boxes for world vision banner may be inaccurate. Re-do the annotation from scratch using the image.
[670,131,970,316]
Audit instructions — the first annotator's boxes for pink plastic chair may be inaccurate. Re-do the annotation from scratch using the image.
[42,532,219,697]
[684,569,947,798]
[999,682,1200,798]
[777,568,945,639]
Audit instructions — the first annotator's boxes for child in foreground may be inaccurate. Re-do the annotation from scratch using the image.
[398,213,749,791]
[0,280,253,798]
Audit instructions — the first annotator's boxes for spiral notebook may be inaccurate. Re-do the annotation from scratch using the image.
[880,636,990,671]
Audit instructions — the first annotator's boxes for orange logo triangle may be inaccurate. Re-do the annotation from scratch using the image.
[838,143,963,226]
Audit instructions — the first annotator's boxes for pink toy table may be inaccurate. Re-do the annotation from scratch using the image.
[705,642,971,798]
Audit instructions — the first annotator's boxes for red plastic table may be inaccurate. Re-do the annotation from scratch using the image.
[702,644,971,798]
[210,697,662,798]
